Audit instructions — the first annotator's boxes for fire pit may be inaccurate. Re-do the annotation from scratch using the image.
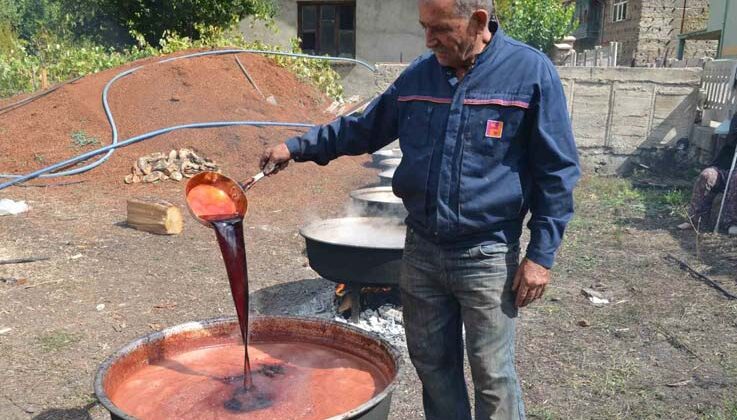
[350,187,406,218]
[300,217,405,321]
[95,316,401,420]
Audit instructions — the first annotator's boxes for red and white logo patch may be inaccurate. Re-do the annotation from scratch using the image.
[485,120,504,139]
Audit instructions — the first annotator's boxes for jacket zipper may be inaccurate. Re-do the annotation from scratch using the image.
[450,68,475,234]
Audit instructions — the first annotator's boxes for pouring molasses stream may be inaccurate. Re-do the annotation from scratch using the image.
[184,162,284,391]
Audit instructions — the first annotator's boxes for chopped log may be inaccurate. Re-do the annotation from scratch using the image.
[126,198,183,235]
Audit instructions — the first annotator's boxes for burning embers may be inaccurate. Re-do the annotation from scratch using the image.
[334,283,399,320]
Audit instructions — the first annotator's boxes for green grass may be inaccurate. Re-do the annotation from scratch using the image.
[70,130,100,149]
[575,176,689,219]
[37,330,81,353]
[528,407,560,420]
[700,399,737,420]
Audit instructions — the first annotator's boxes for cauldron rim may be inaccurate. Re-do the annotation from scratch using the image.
[94,315,403,420]
[371,149,401,158]
[299,217,405,250]
[349,187,402,205]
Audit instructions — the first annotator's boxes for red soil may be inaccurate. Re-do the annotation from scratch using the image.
[0,49,377,217]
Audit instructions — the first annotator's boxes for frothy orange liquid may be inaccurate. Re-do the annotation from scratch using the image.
[187,184,238,218]
[110,341,387,419]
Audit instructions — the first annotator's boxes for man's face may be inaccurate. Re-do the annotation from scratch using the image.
[418,0,478,68]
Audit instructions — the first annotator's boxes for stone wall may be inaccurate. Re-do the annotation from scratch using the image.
[636,0,715,65]
[601,0,643,66]
[357,65,703,175]
[600,0,716,66]
[340,63,407,99]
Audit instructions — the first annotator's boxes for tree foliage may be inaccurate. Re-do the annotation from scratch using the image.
[104,0,278,46]
[498,0,576,53]
[0,0,277,48]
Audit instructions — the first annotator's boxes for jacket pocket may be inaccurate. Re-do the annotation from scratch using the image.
[462,101,526,163]
[456,98,528,233]
[392,100,437,208]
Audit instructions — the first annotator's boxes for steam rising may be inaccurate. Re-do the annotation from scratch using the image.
[301,217,405,249]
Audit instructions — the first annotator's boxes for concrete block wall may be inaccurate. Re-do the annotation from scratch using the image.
[691,126,718,164]
[559,66,702,174]
[349,65,702,175]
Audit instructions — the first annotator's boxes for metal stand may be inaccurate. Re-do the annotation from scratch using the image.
[350,285,361,323]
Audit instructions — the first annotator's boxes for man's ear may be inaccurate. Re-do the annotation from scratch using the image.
[469,9,489,34]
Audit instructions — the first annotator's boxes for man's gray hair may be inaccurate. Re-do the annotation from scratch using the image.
[454,0,495,18]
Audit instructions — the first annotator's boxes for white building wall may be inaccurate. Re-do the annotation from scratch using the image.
[239,0,426,65]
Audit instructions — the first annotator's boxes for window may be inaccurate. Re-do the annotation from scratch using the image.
[298,2,355,58]
[613,1,627,22]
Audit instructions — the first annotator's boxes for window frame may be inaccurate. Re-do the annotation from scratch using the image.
[612,0,628,23]
[297,1,356,58]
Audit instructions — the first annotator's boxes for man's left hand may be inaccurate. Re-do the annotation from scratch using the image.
[512,258,550,308]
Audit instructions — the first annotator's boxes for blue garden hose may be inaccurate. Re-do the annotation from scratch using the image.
[0,49,375,191]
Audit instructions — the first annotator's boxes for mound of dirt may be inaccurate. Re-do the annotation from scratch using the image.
[0,50,378,218]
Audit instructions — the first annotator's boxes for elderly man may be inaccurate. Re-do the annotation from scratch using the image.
[261,0,580,418]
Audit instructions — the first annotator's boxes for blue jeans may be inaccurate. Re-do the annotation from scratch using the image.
[400,227,525,420]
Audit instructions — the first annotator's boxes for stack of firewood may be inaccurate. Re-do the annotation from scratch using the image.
[124,149,219,184]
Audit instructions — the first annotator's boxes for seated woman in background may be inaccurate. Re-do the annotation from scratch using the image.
[678,116,737,234]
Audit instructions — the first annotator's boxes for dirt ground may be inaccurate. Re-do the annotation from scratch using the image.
[1,51,737,420]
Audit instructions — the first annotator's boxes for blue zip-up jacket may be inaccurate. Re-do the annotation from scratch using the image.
[286,28,580,268]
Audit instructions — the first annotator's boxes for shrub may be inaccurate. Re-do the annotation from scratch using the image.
[0,27,344,100]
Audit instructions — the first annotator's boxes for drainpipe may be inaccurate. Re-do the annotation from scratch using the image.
[676,0,688,60]
[598,0,605,46]
[680,0,687,34]
[720,0,730,58]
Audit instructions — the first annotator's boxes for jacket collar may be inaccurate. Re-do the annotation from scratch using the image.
[475,21,505,67]
[439,21,506,76]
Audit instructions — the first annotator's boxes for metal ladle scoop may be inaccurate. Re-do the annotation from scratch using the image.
[185,163,282,227]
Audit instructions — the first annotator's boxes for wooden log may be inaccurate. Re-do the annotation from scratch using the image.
[40,67,49,90]
[126,198,183,235]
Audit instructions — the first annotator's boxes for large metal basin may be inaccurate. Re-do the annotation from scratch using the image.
[95,316,401,420]
[371,149,402,166]
[378,158,401,169]
[350,187,407,218]
[299,217,404,286]
[378,167,396,187]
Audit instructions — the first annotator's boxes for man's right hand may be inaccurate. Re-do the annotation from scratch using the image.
[259,143,292,175]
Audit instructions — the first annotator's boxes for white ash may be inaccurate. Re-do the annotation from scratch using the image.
[334,305,406,349]
[288,287,336,318]
[281,286,406,349]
